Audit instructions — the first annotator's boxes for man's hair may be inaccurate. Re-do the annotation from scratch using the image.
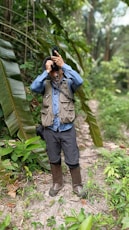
[42,56,51,71]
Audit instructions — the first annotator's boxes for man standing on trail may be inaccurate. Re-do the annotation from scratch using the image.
[30,47,86,198]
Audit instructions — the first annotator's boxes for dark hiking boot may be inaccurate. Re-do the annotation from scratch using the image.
[49,163,63,197]
[70,167,87,198]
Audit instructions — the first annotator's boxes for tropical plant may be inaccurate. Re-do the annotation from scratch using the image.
[0,38,36,140]
[0,136,49,172]
[97,90,129,140]
[0,214,11,230]
[99,148,129,228]
[47,208,93,230]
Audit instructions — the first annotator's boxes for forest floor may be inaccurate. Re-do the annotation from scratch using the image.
[0,100,123,230]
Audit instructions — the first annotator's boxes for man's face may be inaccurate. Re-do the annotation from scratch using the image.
[46,60,63,82]
[49,68,63,82]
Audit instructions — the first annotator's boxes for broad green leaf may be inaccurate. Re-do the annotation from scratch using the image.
[22,152,31,162]
[0,214,11,229]
[78,210,86,222]
[26,144,41,151]
[68,223,80,230]
[25,136,41,146]
[2,159,16,170]
[77,86,103,147]
[0,39,36,140]
[11,153,18,162]
[65,216,78,224]
[122,216,129,229]
[0,147,13,156]
[79,215,93,230]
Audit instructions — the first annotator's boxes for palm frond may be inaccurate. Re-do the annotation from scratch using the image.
[77,86,103,147]
[0,39,36,140]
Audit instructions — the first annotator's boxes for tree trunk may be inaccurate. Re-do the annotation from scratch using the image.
[3,0,13,34]
[104,26,111,61]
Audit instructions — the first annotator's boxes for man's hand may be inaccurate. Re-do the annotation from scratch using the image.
[45,60,53,73]
[51,51,64,67]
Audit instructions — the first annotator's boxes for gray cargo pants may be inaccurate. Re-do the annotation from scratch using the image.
[43,125,80,167]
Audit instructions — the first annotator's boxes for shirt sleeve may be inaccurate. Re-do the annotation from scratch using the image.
[62,63,83,91]
[30,70,48,93]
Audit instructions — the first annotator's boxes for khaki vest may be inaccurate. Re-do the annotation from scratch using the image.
[41,80,75,127]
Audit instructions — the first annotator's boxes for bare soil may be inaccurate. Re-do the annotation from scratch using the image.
[0,100,121,230]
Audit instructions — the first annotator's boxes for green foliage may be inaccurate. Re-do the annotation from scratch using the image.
[109,177,129,214]
[47,209,93,230]
[89,57,129,94]
[76,86,103,147]
[0,136,49,173]
[85,179,103,204]
[0,157,15,191]
[48,208,116,229]
[31,221,44,229]
[122,0,129,6]
[100,148,129,179]
[79,215,93,230]
[100,148,129,228]
[121,214,129,230]
[92,213,115,230]
[89,58,129,145]
[0,214,11,230]
[0,214,19,229]
[97,90,129,140]
[47,216,56,227]
[64,208,87,229]
[0,39,36,140]
[0,0,88,72]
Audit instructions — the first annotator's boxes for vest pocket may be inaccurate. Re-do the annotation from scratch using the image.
[43,94,50,108]
[61,103,75,123]
[41,110,53,127]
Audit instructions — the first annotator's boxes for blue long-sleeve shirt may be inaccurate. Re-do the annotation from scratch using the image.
[30,63,83,132]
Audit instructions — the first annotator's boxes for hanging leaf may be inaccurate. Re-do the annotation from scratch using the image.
[77,86,103,147]
[0,39,36,140]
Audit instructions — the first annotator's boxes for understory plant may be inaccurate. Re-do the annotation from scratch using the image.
[46,208,93,230]
[0,136,49,175]
[0,214,11,230]
[97,89,129,141]
[100,148,129,229]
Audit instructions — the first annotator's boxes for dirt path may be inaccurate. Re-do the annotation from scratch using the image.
[0,101,119,230]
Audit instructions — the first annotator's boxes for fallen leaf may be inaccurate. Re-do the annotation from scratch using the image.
[7,191,16,198]
[119,145,126,149]
[7,180,20,198]
[81,199,87,205]
[6,202,16,208]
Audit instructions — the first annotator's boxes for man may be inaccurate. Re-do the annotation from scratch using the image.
[30,48,86,198]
